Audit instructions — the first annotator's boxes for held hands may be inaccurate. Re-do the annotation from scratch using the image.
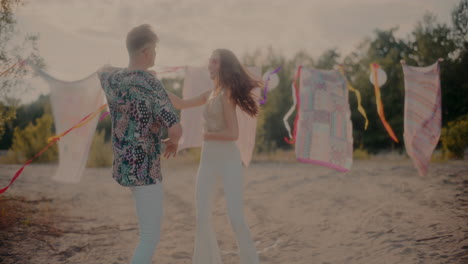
[162,138,178,158]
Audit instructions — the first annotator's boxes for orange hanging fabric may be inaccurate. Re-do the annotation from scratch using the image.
[371,63,399,143]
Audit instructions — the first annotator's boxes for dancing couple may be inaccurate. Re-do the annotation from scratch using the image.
[98,24,261,264]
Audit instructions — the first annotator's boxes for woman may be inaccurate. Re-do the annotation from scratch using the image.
[168,49,261,264]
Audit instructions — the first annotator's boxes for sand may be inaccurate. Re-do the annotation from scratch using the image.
[0,157,467,264]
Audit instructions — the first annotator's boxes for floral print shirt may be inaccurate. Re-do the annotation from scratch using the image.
[97,66,179,186]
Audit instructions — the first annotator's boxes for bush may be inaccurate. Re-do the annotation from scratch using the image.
[86,130,113,168]
[441,115,468,159]
[0,114,58,164]
[353,148,371,160]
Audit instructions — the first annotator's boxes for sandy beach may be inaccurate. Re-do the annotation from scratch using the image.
[1,157,467,264]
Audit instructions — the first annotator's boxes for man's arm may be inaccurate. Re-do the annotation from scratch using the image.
[150,78,182,158]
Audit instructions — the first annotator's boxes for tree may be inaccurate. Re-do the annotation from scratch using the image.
[344,28,411,152]
[409,11,467,125]
[0,0,43,140]
[248,48,316,152]
[410,13,456,65]
[452,0,468,47]
[442,0,468,124]
[316,48,340,70]
[245,48,283,152]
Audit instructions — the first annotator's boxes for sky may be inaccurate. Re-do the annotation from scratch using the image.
[11,0,461,103]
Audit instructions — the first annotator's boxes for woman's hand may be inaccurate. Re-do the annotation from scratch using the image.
[168,91,211,110]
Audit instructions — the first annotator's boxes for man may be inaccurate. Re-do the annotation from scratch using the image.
[97,24,182,264]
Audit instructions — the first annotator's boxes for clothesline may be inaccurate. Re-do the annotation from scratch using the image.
[0,59,443,194]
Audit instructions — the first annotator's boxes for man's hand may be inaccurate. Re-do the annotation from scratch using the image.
[166,124,182,158]
[150,121,161,133]
[162,138,178,158]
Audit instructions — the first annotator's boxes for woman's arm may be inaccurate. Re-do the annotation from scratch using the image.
[168,91,210,110]
[204,92,239,141]
[148,70,210,110]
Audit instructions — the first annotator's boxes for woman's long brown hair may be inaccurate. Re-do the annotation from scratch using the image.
[214,49,263,117]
